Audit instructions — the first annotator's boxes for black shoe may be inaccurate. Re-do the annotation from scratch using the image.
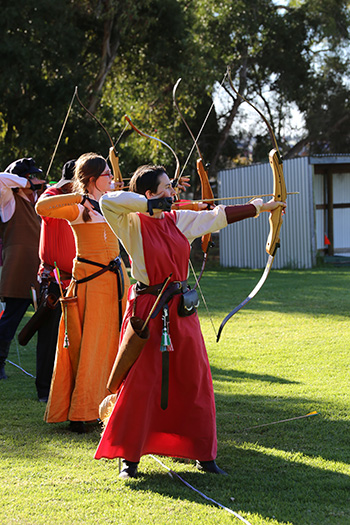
[38,396,48,403]
[69,421,86,434]
[196,460,228,475]
[119,459,139,479]
[0,365,8,380]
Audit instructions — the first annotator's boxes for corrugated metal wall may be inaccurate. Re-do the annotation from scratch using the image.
[218,156,316,269]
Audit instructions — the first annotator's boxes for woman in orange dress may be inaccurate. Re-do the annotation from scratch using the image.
[35,153,129,433]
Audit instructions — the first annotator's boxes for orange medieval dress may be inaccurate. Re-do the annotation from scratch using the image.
[35,193,129,423]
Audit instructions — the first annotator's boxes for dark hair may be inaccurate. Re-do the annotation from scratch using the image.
[129,165,167,196]
[72,153,106,222]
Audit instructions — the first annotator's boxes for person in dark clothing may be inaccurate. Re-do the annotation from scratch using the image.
[0,158,45,380]
[35,160,76,401]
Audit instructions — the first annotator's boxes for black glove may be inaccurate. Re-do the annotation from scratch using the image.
[147,197,173,216]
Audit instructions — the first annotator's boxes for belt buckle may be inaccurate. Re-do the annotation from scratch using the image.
[109,257,121,271]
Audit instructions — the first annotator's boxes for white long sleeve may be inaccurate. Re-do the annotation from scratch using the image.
[101,191,229,284]
[0,173,29,222]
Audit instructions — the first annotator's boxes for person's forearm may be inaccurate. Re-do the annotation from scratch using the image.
[224,203,257,224]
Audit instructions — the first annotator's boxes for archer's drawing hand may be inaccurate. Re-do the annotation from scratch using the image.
[113,180,125,190]
[175,176,190,193]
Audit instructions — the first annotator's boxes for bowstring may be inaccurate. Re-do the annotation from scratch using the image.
[45,87,77,180]
[180,71,228,327]
[179,70,228,178]
[113,121,129,149]
[189,259,217,340]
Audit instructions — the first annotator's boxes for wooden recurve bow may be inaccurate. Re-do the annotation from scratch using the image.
[216,67,287,342]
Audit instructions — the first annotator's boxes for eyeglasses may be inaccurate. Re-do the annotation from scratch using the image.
[100,170,113,178]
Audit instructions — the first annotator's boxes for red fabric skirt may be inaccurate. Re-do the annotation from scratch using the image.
[94,286,217,462]
[95,212,217,462]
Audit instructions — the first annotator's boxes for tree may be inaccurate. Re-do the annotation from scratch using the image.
[186,0,350,169]
[1,0,350,183]
[0,0,156,177]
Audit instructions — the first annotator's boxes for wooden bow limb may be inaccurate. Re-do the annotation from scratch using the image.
[109,147,124,186]
[266,149,287,256]
[124,114,180,184]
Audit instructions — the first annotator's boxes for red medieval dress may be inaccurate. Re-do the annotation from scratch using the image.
[95,192,234,463]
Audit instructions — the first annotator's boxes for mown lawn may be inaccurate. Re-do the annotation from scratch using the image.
[0,265,349,525]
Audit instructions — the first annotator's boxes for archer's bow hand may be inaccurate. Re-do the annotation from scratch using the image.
[256,198,287,214]
[147,197,173,216]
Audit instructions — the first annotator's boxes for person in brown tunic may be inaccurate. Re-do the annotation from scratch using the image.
[0,158,45,380]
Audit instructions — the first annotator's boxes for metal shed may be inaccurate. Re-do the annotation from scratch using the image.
[218,154,350,269]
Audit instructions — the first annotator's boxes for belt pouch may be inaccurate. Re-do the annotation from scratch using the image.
[178,288,199,317]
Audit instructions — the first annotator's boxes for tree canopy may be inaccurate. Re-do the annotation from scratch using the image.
[1,0,349,182]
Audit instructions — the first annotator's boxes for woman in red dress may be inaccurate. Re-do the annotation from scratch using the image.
[95,165,286,478]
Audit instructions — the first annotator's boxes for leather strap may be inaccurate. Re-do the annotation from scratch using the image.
[75,256,124,330]
[161,352,169,410]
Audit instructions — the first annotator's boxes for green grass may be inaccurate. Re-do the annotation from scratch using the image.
[1,266,349,524]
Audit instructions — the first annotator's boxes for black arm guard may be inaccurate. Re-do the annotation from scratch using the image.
[147,197,173,216]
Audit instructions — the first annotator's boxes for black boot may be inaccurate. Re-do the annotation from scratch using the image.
[196,460,228,475]
[0,341,11,380]
[119,459,139,479]
[69,421,86,434]
[0,363,7,380]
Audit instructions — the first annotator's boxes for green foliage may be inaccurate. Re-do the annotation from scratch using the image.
[0,1,87,171]
[1,0,350,179]
[1,267,350,524]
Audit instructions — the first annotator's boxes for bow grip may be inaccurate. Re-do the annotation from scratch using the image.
[109,147,123,185]
[265,149,286,256]
[197,158,214,254]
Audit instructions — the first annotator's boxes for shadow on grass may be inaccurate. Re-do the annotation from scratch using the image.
[108,390,349,524]
[214,392,350,464]
[198,266,350,319]
[210,365,299,385]
[1,291,349,525]
[124,450,349,525]
[1,376,349,525]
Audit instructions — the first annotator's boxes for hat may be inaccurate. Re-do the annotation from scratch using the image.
[56,159,76,188]
[5,157,42,177]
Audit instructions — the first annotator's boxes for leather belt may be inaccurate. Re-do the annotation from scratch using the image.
[136,280,188,319]
[136,280,187,296]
